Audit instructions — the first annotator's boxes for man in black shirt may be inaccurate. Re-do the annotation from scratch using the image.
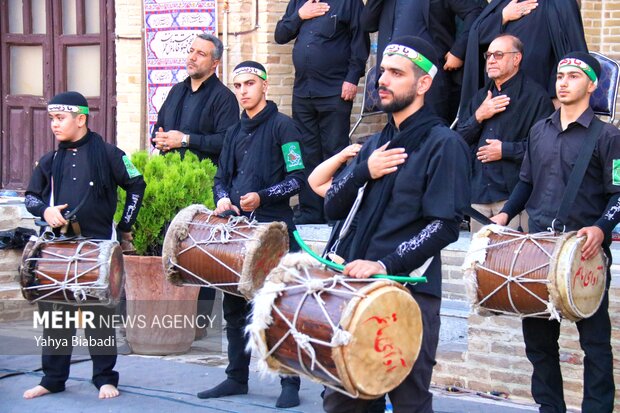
[322,36,470,413]
[151,33,238,326]
[198,61,305,408]
[151,33,239,166]
[275,0,369,224]
[493,52,619,413]
[361,0,484,122]
[23,91,146,400]
[457,34,553,232]
[461,0,587,113]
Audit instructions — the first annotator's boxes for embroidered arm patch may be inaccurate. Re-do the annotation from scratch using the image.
[281,142,305,172]
[613,159,620,186]
[122,155,142,178]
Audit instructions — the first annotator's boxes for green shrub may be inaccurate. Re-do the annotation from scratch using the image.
[115,151,216,256]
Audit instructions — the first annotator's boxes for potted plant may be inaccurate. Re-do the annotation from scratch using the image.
[115,151,216,355]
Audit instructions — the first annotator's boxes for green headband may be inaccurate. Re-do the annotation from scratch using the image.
[383,44,438,79]
[557,58,598,86]
[232,67,267,80]
[47,104,90,115]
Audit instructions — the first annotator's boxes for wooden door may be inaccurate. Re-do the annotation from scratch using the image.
[1,0,116,190]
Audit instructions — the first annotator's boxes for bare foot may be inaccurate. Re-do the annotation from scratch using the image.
[23,385,51,399]
[99,384,120,399]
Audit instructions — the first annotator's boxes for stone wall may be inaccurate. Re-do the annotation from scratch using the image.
[0,204,37,322]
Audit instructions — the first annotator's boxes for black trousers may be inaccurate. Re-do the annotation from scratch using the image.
[292,94,353,224]
[37,302,118,393]
[223,293,300,389]
[197,287,216,319]
[522,289,614,413]
[425,67,460,124]
[323,293,441,413]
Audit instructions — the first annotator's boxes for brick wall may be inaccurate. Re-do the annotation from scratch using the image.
[114,0,620,153]
[221,0,385,141]
[434,247,620,411]
[114,0,145,154]
[582,0,620,122]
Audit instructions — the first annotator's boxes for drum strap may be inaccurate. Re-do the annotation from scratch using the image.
[553,117,605,232]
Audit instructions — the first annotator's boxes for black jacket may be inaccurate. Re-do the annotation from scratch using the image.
[214,102,306,228]
[457,71,554,203]
[324,107,470,298]
[361,0,484,69]
[25,131,146,239]
[152,75,239,165]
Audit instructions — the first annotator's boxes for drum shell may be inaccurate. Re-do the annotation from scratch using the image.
[163,205,289,299]
[257,264,422,399]
[469,227,606,321]
[19,239,124,306]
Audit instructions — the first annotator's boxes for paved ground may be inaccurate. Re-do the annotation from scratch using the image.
[0,316,542,413]
[2,228,595,412]
[0,353,541,413]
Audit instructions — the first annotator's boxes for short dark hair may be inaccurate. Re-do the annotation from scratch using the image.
[410,63,427,80]
[494,34,524,55]
[196,33,223,60]
[71,112,89,126]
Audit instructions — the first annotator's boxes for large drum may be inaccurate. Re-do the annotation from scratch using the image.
[462,225,607,321]
[247,254,422,399]
[163,204,289,299]
[19,238,124,306]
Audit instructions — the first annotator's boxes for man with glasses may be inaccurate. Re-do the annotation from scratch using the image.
[456,34,553,231]
[460,0,587,113]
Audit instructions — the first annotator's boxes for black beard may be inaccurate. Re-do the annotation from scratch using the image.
[379,86,416,113]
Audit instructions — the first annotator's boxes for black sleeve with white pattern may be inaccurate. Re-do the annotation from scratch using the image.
[213,182,230,205]
[258,175,303,206]
[595,192,620,239]
[24,194,47,218]
[324,162,371,221]
[380,219,460,275]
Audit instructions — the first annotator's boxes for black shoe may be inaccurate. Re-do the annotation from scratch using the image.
[276,383,300,408]
[196,379,248,399]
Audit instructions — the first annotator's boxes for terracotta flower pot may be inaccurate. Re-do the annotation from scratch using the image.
[123,255,199,355]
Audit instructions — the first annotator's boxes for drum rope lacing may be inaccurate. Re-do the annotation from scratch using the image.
[466,227,562,320]
[168,216,266,294]
[25,239,110,304]
[261,263,377,399]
